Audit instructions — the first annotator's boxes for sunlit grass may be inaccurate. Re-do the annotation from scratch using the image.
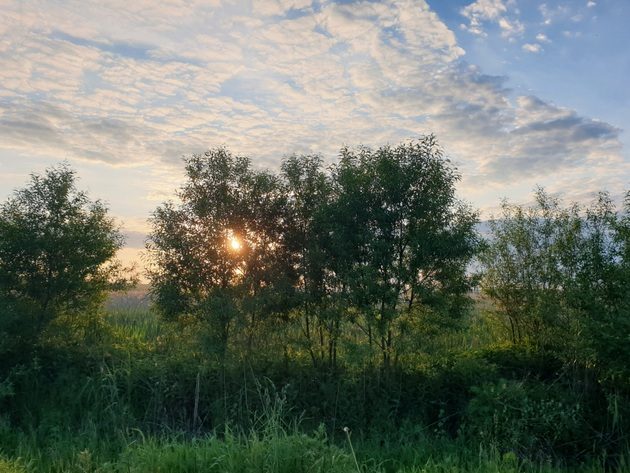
[105,307,163,342]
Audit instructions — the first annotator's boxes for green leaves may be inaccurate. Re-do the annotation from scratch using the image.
[480,188,630,379]
[147,139,480,369]
[148,149,297,358]
[0,163,132,345]
[320,138,479,365]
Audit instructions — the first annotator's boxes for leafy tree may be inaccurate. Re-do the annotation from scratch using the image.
[281,155,334,368]
[0,163,131,349]
[149,140,480,369]
[480,188,630,379]
[479,189,582,347]
[572,191,630,381]
[147,149,293,359]
[321,137,480,367]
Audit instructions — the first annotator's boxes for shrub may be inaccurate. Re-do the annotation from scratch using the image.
[463,379,584,460]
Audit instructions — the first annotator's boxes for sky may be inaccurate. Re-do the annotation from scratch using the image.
[1,0,629,272]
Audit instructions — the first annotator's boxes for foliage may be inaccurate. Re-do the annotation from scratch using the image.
[477,189,630,461]
[0,457,27,473]
[318,137,480,367]
[480,189,630,381]
[1,413,627,473]
[3,150,630,471]
[574,191,630,382]
[147,149,294,360]
[147,138,480,371]
[463,379,584,459]
[0,163,133,360]
[280,154,335,369]
[479,189,582,347]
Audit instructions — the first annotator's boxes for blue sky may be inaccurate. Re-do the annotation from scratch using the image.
[431,0,629,143]
[0,0,628,269]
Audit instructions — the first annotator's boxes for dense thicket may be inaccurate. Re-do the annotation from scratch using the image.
[481,189,630,382]
[1,140,630,472]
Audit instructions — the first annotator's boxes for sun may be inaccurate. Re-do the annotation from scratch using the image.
[229,235,242,252]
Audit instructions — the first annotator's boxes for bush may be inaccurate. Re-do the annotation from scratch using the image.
[463,379,584,460]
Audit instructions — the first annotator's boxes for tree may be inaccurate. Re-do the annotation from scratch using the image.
[148,140,480,370]
[147,149,293,360]
[0,163,131,346]
[480,188,630,378]
[320,137,480,368]
[281,154,334,368]
[479,189,582,347]
[572,191,630,381]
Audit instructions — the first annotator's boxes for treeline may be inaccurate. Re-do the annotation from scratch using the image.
[148,137,479,370]
[482,189,630,382]
[147,137,630,382]
[1,136,630,468]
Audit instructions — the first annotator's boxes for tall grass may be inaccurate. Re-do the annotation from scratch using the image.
[2,382,629,473]
[3,423,628,473]
[105,307,164,342]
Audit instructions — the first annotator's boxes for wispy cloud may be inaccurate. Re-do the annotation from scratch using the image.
[460,0,524,40]
[498,17,525,38]
[461,0,509,35]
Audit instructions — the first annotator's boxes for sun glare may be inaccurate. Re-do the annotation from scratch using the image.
[229,235,242,251]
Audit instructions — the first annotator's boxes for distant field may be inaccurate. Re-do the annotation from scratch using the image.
[105,284,151,310]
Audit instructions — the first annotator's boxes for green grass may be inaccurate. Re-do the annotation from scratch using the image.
[2,425,628,473]
[2,382,627,473]
[0,457,28,473]
[105,307,164,342]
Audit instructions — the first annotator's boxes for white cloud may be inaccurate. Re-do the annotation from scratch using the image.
[538,3,584,27]
[498,17,524,38]
[522,43,542,53]
[536,33,550,43]
[252,0,313,17]
[0,0,626,229]
[460,0,524,38]
[460,0,509,36]
[461,0,507,23]
[562,30,582,38]
[538,3,553,25]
